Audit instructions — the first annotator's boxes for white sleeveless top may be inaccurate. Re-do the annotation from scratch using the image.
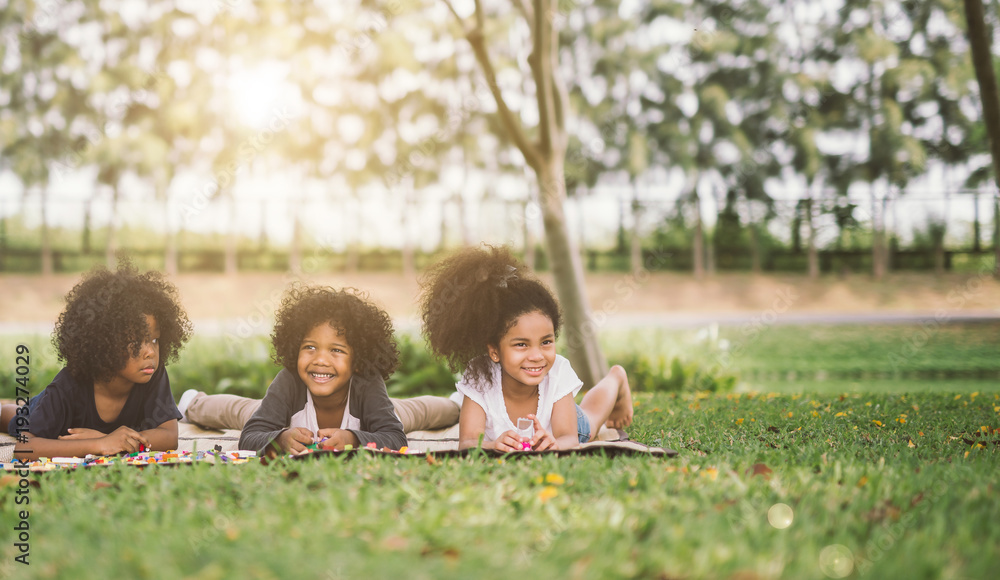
[289,385,361,434]
[454,354,583,441]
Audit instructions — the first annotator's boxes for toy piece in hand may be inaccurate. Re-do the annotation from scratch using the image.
[517,417,534,451]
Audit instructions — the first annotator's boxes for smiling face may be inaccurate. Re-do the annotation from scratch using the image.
[487,310,557,391]
[296,322,355,401]
[117,314,160,385]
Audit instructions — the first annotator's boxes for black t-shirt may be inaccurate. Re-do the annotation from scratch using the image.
[7,366,182,439]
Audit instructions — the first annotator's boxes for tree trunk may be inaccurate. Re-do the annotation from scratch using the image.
[82,198,92,255]
[576,189,587,269]
[457,193,472,248]
[289,205,302,275]
[616,191,627,255]
[401,191,416,281]
[871,189,884,281]
[973,191,981,252]
[438,197,448,253]
[692,188,705,280]
[747,200,761,274]
[345,196,360,272]
[225,196,238,276]
[41,185,53,276]
[807,197,819,279]
[165,229,178,276]
[962,0,1000,278]
[164,197,178,276]
[934,239,945,275]
[630,182,643,278]
[522,200,535,271]
[106,184,119,269]
[536,161,607,388]
[994,194,999,272]
[707,187,721,277]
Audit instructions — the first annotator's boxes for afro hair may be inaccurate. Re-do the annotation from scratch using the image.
[270,285,400,381]
[53,259,192,384]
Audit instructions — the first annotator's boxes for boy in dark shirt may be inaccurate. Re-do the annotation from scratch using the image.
[4,261,192,460]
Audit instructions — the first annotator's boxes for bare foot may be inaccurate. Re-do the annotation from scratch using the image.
[604,365,633,429]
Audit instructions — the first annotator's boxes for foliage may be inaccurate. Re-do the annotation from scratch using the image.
[2,0,997,282]
[611,352,737,393]
[385,334,458,398]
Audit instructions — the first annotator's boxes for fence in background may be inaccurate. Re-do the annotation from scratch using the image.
[0,187,997,274]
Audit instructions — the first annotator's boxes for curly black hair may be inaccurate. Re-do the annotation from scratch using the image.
[270,285,400,381]
[419,244,561,387]
[53,259,193,384]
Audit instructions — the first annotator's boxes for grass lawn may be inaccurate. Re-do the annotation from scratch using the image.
[2,390,998,579]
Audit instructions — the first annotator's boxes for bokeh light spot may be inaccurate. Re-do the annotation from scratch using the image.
[767,503,793,529]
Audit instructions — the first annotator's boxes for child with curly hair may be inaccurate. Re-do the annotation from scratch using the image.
[3,261,192,460]
[419,245,633,452]
[180,286,458,453]
[181,284,445,456]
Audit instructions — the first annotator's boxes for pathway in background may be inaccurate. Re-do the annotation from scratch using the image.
[2,271,998,329]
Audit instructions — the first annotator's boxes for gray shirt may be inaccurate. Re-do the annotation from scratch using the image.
[239,368,406,454]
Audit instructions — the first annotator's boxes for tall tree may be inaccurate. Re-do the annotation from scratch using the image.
[440,0,607,386]
[962,0,1000,276]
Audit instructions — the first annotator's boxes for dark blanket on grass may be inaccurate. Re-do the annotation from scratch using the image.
[292,440,677,461]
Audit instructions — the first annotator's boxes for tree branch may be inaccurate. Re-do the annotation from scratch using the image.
[549,6,568,153]
[445,0,540,169]
[530,0,557,157]
[513,0,535,37]
[441,0,466,30]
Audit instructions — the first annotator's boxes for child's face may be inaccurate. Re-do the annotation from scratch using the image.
[488,310,556,389]
[297,322,355,400]
[117,314,160,385]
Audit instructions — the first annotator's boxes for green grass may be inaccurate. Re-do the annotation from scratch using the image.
[2,390,998,579]
[601,322,1000,393]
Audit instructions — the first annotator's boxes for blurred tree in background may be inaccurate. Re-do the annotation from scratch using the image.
[1,1,998,282]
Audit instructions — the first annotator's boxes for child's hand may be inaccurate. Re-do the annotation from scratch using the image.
[94,426,151,455]
[59,428,106,440]
[316,428,360,451]
[277,427,315,454]
[494,430,525,452]
[527,414,558,451]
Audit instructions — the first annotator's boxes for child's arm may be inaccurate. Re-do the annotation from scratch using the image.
[458,397,523,451]
[347,375,407,450]
[47,419,176,452]
[238,370,300,454]
[531,394,579,450]
[139,419,178,451]
[15,427,151,461]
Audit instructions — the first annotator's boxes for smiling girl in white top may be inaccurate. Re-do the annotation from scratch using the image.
[420,245,633,452]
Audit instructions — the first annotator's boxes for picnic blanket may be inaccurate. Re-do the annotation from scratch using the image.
[0,421,677,466]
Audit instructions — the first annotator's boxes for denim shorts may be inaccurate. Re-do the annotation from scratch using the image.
[576,404,591,444]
